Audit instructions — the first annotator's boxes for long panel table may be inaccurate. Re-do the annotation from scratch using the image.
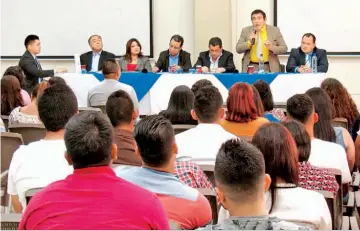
[59,72,326,115]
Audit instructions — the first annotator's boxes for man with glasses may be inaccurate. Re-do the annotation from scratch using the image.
[152,34,192,73]
[194,37,236,73]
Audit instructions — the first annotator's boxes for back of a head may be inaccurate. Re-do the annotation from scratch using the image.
[167,85,194,112]
[194,85,223,123]
[305,87,336,142]
[32,81,50,100]
[286,94,314,124]
[281,120,311,162]
[134,115,174,168]
[253,80,274,112]
[215,139,265,203]
[252,123,299,212]
[38,84,78,132]
[102,59,120,77]
[65,111,113,169]
[1,75,23,115]
[191,79,213,95]
[226,82,258,123]
[3,66,25,89]
[251,85,265,117]
[106,90,134,127]
[48,76,67,86]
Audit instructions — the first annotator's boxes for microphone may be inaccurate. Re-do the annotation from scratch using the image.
[251,28,257,45]
[142,68,148,73]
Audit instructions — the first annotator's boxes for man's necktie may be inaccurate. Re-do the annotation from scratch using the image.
[256,32,262,59]
[305,54,311,68]
[34,57,42,70]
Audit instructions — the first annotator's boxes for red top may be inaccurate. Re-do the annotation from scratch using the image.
[127,63,137,72]
[19,166,170,230]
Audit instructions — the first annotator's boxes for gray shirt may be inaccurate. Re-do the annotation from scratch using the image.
[87,79,139,110]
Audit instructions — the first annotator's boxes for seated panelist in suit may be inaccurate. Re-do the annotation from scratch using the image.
[19,35,68,94]
[152,35,192,73]
[286,33,329,73]
[119,38,152,72]
[80,35,115,72]
[194,37,236,73]
[236,9,287,73]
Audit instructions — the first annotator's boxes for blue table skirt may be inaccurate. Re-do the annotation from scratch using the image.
[90,72,279,101]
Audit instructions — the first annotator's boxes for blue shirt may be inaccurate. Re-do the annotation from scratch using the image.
[91,51,101,71]
[169,53,179,67]
[264,113,280,122]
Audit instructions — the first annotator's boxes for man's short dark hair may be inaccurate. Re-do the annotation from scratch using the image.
[24,35,39,48]
[191,79,213,95]
[251,9,266,19]
[194,86,223,123]
[106,90,134,127]
[215,139,265,202]
[134,115,174,168]
[48,76,66,86]
[170,34,184,47]
[209,37,222,48]
[88,34,102,44]
[286,94,314,124]
[302,33,316,43]
[65,111,113,169]
[38,84,78,132]
[102,59,119,76]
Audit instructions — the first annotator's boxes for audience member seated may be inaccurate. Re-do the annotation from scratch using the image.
[116,115,212,229]
[7,84,77,213]
[119,38,152,72]
[205,139,308,230]
[48,76,66,86]
[282,120,339,194]
[9,81,49,125]
[191,79,213,95]
[253,80,285,122]
[0,118,5,132]
[221,83,269,137]
[3,66,31,105]
[106,91,213,188]
[19,111,169,230]
[159,85,197,125]
[251,85,265,117]
[87,59,139,111]
[1,75,24,116]
[286,94,352,184]
[321,78,360,141]
[176,86,235,160]
[306,87,355,171]
[356,130,360,168]
[219,123,332,229]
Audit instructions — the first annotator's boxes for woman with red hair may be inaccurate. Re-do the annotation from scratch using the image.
[221,82,268,137]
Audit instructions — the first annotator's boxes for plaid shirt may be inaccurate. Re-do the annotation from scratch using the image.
[174,161,213,189]
[298,161,339,195]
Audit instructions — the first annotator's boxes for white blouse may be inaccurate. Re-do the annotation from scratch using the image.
[218,187,332,230]
[9,106,41,125]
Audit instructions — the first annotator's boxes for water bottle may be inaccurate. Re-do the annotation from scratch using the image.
[312,55,318,73]
[258,54,265,73]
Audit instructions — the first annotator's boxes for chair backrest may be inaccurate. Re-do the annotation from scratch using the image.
[1,132,23,173]
[25,187,44,205]
[327,168,343,230]
[78,107,103,113]
[316,190,341,230]
[8,123,46,145]
[0,213,22,230]
[172,124,196,135]
[332,118,348,130]
[1,115,9,132]
[197,188,218,224]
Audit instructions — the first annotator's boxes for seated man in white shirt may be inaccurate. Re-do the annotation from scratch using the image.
[7,84,77,212]
[176,85,236,161]
[87,59,139,112]
[286,94,351,184]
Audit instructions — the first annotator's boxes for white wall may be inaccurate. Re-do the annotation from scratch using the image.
[1,0,359,107]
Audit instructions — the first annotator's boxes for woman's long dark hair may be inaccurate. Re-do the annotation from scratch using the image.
[124,38,143,62]
[1,75,24,115]
[306,87,336,142]
[159,85,197,125]
[252,123,299,213]
[3,66,25,89]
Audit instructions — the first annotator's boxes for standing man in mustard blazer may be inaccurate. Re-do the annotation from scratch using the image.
[236,9,287,73]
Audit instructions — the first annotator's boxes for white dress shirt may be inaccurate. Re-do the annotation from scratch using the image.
[91,51,102,72]
[209,53,222,71]
[7,139,73,210]
[175,123,236,161]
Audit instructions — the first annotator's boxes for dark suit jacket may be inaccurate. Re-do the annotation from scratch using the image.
[80,50,115,72]
[194,49,236,72]
[286,47,329,73]
[155,49,192,72]
[19,50,54,93]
